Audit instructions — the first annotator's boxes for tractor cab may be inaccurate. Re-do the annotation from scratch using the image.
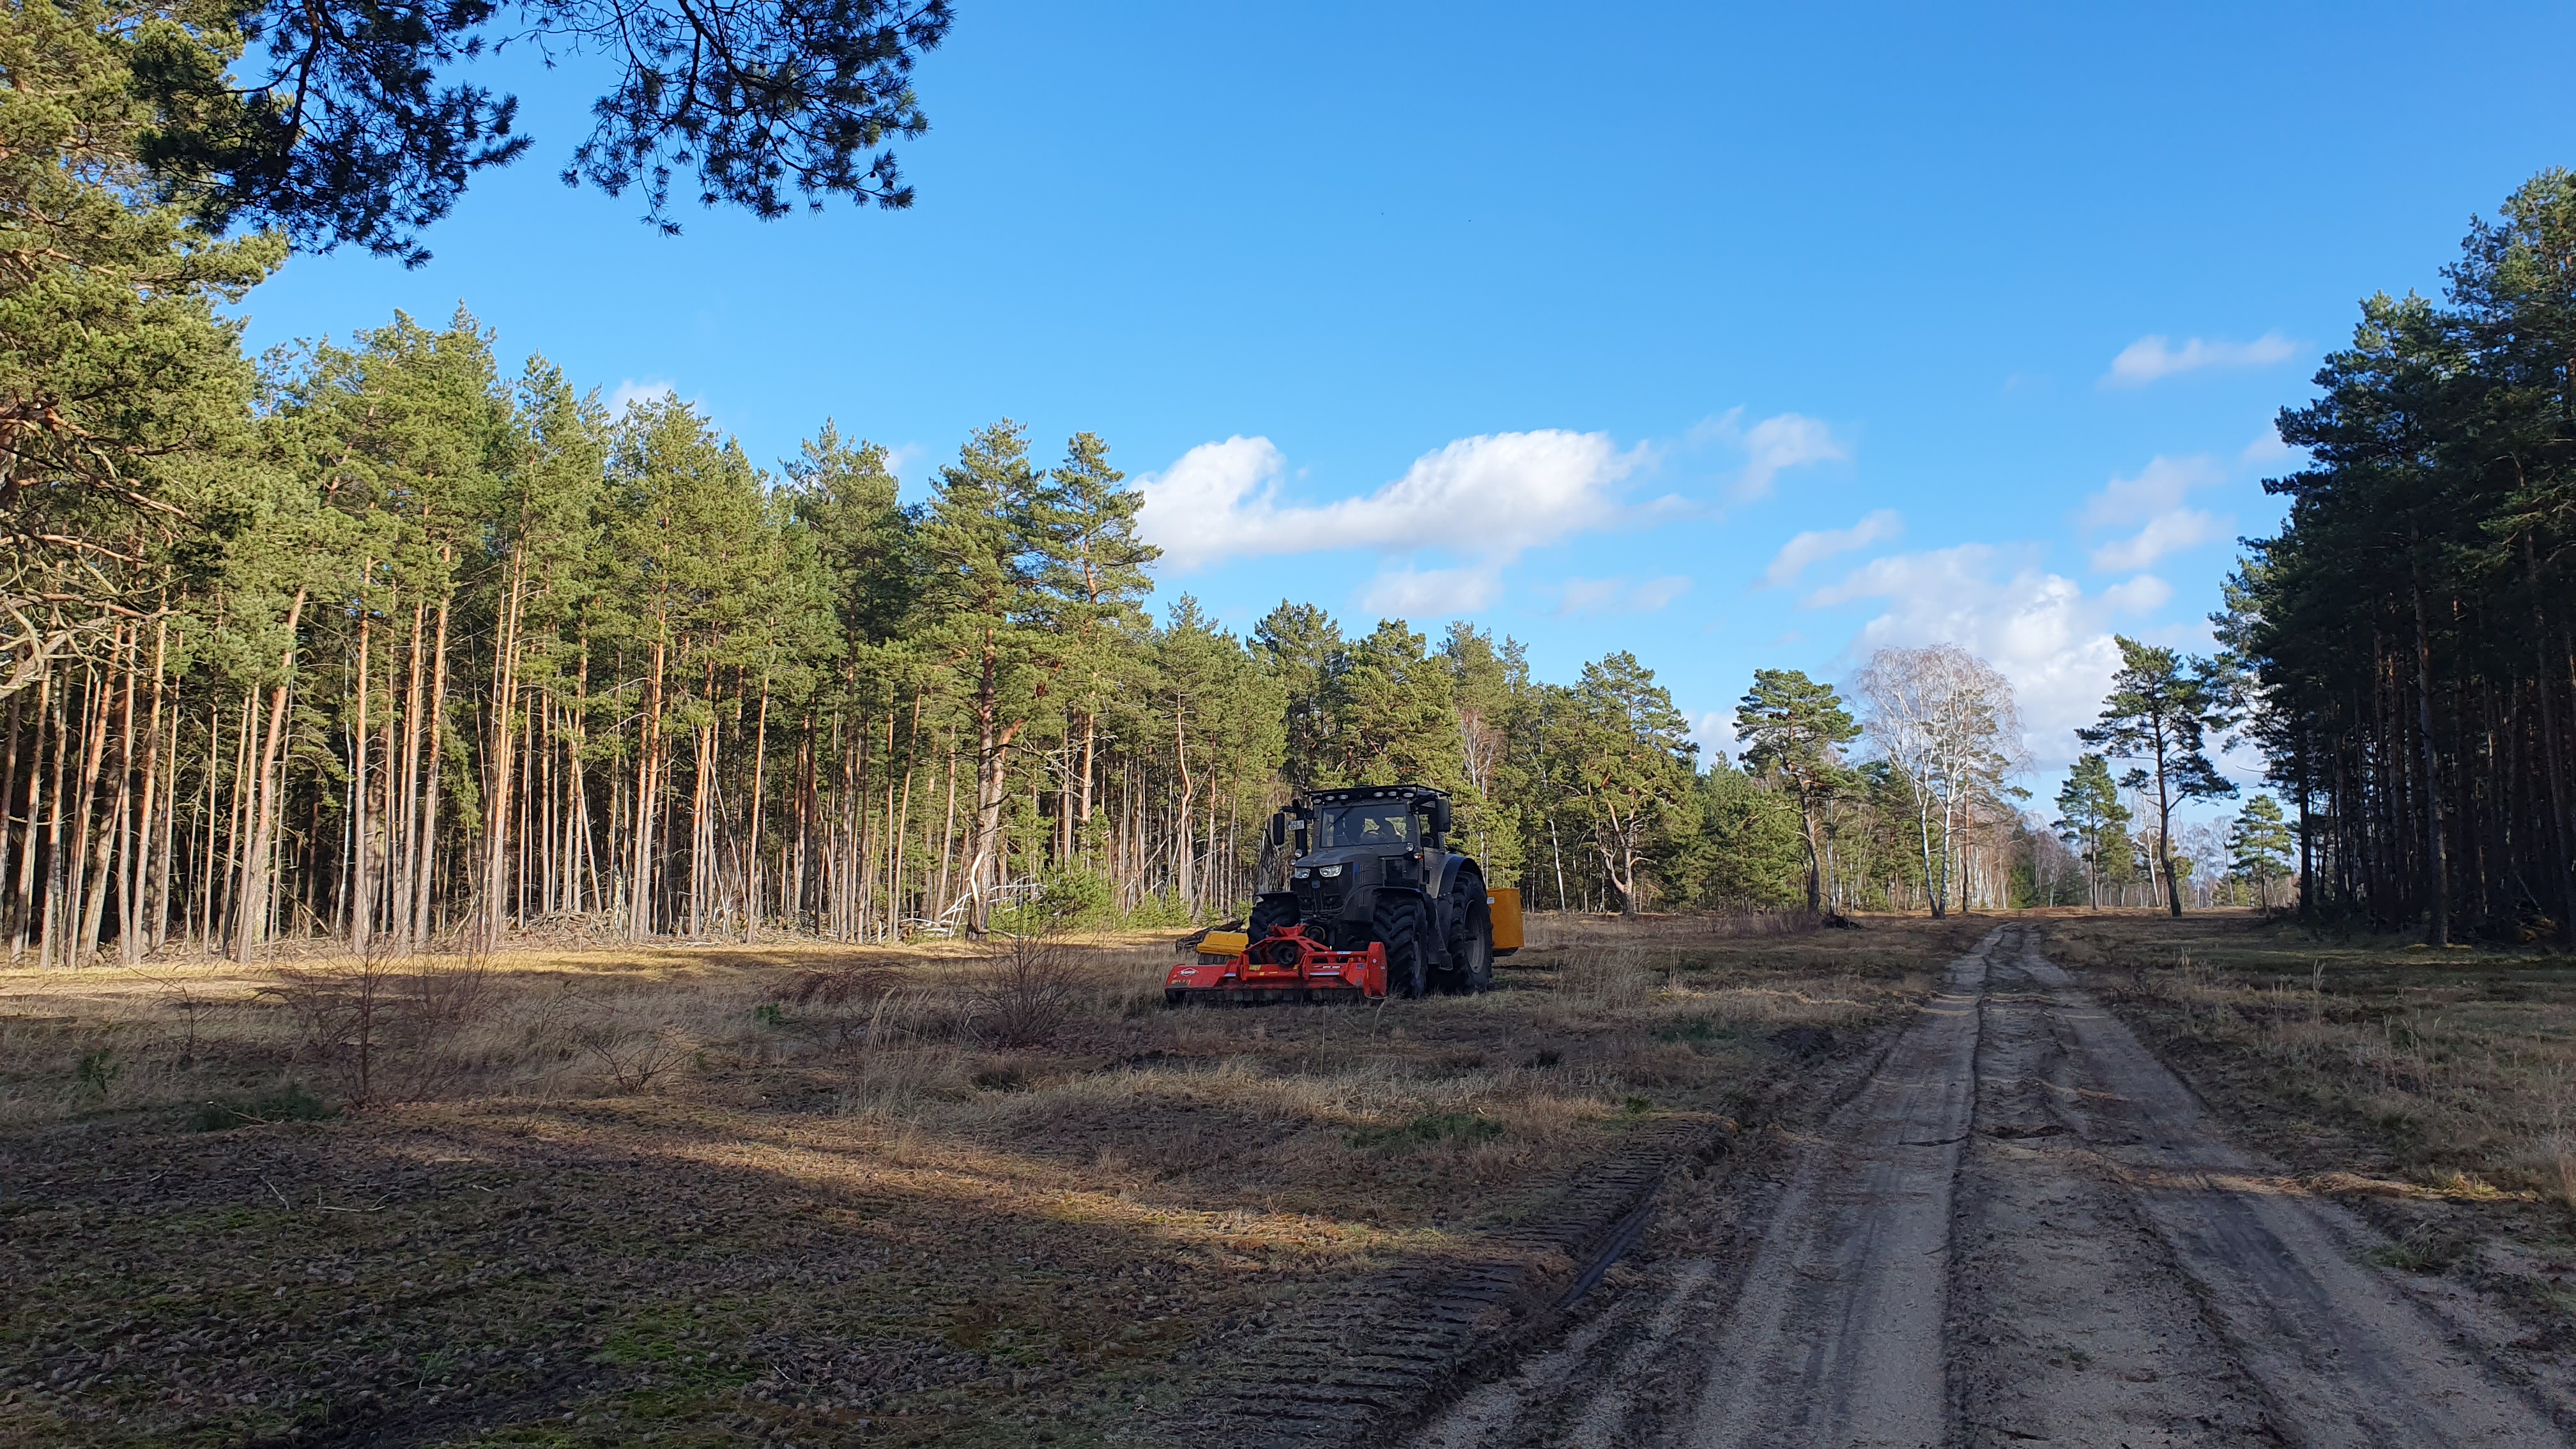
[1283,786,1452,921]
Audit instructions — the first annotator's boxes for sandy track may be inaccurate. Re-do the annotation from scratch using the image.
[1414,927,2564,1448]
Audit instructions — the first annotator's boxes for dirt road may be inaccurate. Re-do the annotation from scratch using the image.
[1416,926,2567,1448]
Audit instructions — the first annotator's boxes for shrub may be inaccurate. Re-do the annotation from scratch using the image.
[966,935,1085,1049]
[74,1048,120,1100]
[1038,867,1117,929]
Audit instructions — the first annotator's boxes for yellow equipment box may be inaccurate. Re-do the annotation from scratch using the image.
[1196,930,1250,960]
[1487,887,1522,954]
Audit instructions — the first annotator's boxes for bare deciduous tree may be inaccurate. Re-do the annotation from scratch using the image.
[1854,645,2028,917]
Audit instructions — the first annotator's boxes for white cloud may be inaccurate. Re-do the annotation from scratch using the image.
[1631,575,1692,611]
[1736,414,1851,500]
[1135,430,1644,574]
[2241,425,2296,466]
[2091,511,2223,572]
[2101,574,2174,613]
[1690,708,1739,764]
[2077,454,2222,530]
[1805,544,2135,766]
[1554,574,1691,617]
[2102,332,2297,388]
[1358,563,1502,617]
[2077,454,2230,572]
[1687,408,1851,500]
[610,378,678,413]
[1760,508,1903,588]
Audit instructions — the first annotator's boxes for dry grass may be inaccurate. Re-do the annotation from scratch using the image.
[0,912,1979,1447]
[2046,910,2576,1331]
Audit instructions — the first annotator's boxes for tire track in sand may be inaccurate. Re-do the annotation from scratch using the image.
[1411,926,2564,1449]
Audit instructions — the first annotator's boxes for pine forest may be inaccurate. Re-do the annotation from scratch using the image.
[6,0,2573,963]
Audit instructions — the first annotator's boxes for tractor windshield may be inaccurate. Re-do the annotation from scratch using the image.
[1317,801,1414,848]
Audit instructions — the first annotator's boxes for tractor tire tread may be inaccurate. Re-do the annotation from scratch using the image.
[1372,893,1427,999]
[1248,894,1298,942]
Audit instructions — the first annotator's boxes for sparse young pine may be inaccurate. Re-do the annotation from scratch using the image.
[2077,637,2236,919]
[2054,753,2133,911]
[2228,795,2295,910]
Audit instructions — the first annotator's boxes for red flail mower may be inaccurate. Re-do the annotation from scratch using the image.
[1163,924,1390,1005]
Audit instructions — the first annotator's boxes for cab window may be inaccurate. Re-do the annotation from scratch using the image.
[1318,802,1413,848]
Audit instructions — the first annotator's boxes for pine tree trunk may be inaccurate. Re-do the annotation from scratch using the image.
[412,590,452,951]
[395,600,426,954]
[9,676,47,962]
[63,663,111,965]
[630,634,666,942]
[150,698,176,952]
[480,551,526,953]
[2411,559,2450,945]
[86,637,139,963]
[747,678,770,940]
[36,682,70,967]
[234,588,309,963]
[2527,536,2573,944]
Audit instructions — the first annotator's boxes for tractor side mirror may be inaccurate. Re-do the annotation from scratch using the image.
[1268,811,1289,848]
[1429,798,1453,837]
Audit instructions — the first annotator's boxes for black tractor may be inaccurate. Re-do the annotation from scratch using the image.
[1248,785,1501,997]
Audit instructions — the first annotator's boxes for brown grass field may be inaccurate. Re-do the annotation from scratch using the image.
[2045,909,2576,1335]
[0,912,1980,1448]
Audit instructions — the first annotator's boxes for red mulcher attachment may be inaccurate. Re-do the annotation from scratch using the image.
[1164,924,1388,1006]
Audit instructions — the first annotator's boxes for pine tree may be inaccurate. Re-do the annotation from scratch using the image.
[1331,620,1468,792]
[917,421,1063,933]
[2077,637,2235,919]
[2228,795,2294,911]
[1441,622,1531,880]
[1034,432,1156,859]
[1556,651,1698,914]
[2054,753,2131,910]
[1253,601,1342,792]
[1736,669,1859,916]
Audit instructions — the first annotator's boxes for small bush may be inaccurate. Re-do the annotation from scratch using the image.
[967,935,1085,1049]
[74,1048,120,1100]
[1037,868,1117,930]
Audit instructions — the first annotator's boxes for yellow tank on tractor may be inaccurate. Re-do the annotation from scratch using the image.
[1165,785,1521,1005]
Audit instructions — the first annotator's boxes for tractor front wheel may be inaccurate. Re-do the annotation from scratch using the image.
[1248,893,1298,944]
[1372,893,1429,999]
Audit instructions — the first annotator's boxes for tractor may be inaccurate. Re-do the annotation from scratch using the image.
[1165,785,1521,1006]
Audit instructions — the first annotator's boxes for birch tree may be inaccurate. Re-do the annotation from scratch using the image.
[1854,644,2026,918]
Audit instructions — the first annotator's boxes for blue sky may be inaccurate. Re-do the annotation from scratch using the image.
[236,1,2576,808]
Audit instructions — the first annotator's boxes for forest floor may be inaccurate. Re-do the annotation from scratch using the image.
[0,910,1982,1448]
[1416,910,2576,1447]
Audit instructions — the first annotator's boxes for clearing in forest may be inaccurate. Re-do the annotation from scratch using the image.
[0,912,1974,1448]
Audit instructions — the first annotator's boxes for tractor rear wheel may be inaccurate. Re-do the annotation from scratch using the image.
[1248,893,1298,943]
[1372,893,1429,999]
[1441,875,1494,994]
